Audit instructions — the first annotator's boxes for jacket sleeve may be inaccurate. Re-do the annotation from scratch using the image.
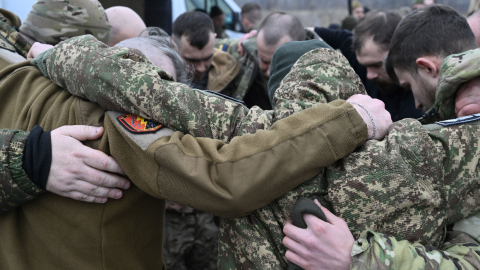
[32,35,266,142]
[0,129,44,215]
[103,100,368,218]
[351,230,480,270]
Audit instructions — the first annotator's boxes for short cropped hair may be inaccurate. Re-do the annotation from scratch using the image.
[241,3,262,24]
[257,12,305,46]
[138,27,193,85]
[386,4,477,82]
[172,11,214,50]
[352,10,401,52]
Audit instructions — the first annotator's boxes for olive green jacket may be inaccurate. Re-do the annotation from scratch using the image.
[0,38,367,269]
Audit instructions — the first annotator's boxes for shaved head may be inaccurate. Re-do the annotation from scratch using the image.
[257,12,305,46]
[106,6,147,46]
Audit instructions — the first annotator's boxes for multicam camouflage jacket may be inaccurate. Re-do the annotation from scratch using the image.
[214,28,323,103]
[33,36,480,269]
[348,48,480,270]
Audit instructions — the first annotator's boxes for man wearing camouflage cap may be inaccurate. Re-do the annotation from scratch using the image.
[29,28,480,269]
[0,1,130,209]
[19,0,111,46]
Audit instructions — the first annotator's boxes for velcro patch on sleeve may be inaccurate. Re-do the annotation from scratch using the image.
[117,113,164,134]
[218,44,227,52]
[436,113,480,126]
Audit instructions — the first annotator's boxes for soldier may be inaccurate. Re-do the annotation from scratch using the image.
[240,3,262,33]
[0,1,129,206]
[284,5,480,269]
[33,31,480,268]
[217,12,323,109]
[210,6,227,39]
[0,22,387,268]
[170,12,238,93]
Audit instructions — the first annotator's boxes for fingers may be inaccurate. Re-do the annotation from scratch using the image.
[285,249,306,270]
[82,148,127,176]
[54,125,104,141]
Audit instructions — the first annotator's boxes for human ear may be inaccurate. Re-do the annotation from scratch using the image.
[416,57,439,78]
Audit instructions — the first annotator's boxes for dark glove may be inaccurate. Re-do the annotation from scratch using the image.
[288,196,328,270]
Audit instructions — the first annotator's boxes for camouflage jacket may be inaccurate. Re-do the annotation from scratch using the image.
[349,48,480,270]
[215,28,322,103]
[0,10,42,214]
[33,37,480,269]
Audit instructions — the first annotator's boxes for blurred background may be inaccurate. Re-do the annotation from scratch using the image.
[233,0,470,27]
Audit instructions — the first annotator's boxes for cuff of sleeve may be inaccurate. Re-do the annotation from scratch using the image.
[340,100,369,147]
[22,126,52,190]
[30,48,53,79]
[7,130,44,196]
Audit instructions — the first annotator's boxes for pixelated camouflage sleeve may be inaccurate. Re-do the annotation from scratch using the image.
[34,35,275,142]
[0,129,44,215]
[351,230,480,270]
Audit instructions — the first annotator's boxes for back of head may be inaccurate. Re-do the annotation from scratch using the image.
[257,12,305,46]
[210,6,224,19]
[120,27,193,85]
[105,6,146,46]
[352,10,401,52]
[172,11,214,50]
[386,4,478,82]
[241,3,262,24]
[352,1,364,10]
[341,15,358,31]
[19,0,111,45]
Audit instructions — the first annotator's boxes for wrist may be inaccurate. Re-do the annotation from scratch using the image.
[349,102,376,139]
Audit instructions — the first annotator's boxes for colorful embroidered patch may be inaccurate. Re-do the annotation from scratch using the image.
[117,114,164,134]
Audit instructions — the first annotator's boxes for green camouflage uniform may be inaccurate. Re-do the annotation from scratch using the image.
[0,3,110,213]
[349,48,480,270]
[31,36,480,269]
[0,129,44,214]
[215,29,322,104]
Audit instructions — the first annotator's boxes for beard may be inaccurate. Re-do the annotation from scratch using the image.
[373,78,404,96]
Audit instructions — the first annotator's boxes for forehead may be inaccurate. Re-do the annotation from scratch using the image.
[393,68,414,86]
[356,36,388,64]
[149,50,176,81]
[178,33,215,59]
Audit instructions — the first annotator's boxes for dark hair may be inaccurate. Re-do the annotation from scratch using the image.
[386,4,477,82]
[241,3,262,24]
[257,12,305,46]
[172,11,214,50]
[352,10,401,52]
[210,6,224,18]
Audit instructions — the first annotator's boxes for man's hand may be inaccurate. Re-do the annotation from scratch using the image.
[238,30,257,56]
[47,125,130,203]
[347,94,392,140]
[283,200,354,270]
[455,77,480,117]
[27,42,54,60]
